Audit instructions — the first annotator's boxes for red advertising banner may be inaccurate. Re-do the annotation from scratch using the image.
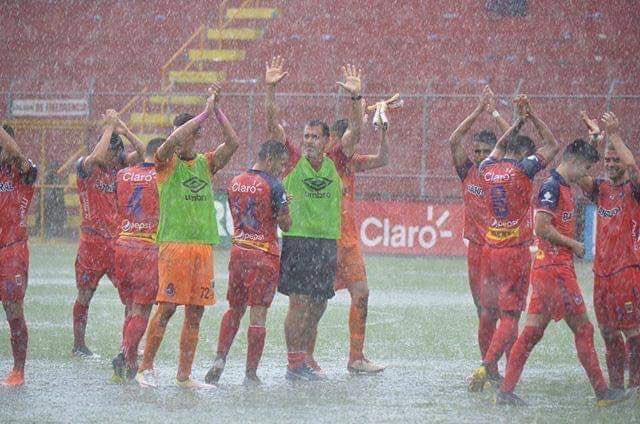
[354,200,466,256]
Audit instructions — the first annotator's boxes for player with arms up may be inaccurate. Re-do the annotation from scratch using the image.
[578,111,640,392]
[136,83,239,389]
[0,125,37,387]
[449,86,509,361]
[111,137,164,382]
[468,96,560,390]
[205,140,291,385]
[495,139,630,406]
[72,110,145,358]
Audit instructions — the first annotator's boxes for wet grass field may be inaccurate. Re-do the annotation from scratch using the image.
[1,242,638,423]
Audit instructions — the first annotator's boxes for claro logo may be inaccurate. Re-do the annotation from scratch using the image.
[360,206,453,249]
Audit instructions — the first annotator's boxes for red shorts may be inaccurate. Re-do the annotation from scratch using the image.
[594,266,640,330]
[528,265,586,321]
[114,238,159,306]
[0,241,29,302]
[75,231,116,290]
[466,240,483,304]
[227,246,279,308]
[480,245,531,312]
[334,242,367,290]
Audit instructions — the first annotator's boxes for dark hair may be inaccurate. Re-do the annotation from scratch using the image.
[173,113,194,128]
[331,119,349,139]
[146,137,165,157]
[506,135,535,157]
[473,130,497,146]
[563,138,600,163]
[306,119,330,138]
[2,124,15,138]
[258,139,288,161]
[108,133,124,152]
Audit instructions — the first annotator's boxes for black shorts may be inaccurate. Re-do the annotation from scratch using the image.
[278,236,337,301]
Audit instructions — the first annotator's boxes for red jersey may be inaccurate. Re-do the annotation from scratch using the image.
[116,162,158,241]
[228,169,288,256]
[533,169,575,268]
[588,178,640,277]
[0,161,37,246]
[478,154,546,248]
[77,157,120,239]
[457,160,485,245]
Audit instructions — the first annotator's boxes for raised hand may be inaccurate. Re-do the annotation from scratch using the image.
[265,56,288,86]
[514,94,531,118]
[601,111,619,134]
[484,86,496,113]
[336,64,362,97]
[572,241,586,258]
[103,109,119,126]
[205,82,222,112]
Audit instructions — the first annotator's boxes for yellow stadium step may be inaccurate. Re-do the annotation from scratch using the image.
[169,71,226,84]
[129,113,174,127]
[188,49,246,62]
[149,95,205,106]
[226,8,279,19]
[207,27,264,40]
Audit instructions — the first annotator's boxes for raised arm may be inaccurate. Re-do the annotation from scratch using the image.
[526,99,560,163]
[210,83,240,173]
[355,125,389,172]
[449,86,491,169]
[485,90,511,133]
[335,64,363,157]
[265,56,288,143]
[0,126,31,173]
[488,115,525,161]
[577,111,601,195]
[82,109,119,174]
[535,212,585,258]
[115,116,146,165]
[602,111,639,186]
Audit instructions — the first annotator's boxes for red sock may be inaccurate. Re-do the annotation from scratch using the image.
[478,310,498,359]
[500,326,544,393]
[8,317,28,372]
[484,313,519,375]
[287,351,305,369]
[72,301,89,348]
[246,326,266,375]
[574,322,608,396]
[123,315,148,368]
[627,335,640,388]
[216,308,243,359]
[603,333,626,389]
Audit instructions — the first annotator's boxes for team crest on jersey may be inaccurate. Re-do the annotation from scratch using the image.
[541,190,554,204]
[625,301,634,314]
[303,177,333,191]
[574,295,583,306]
[535,249,545,260]
[165,283,175,297]
[182,176,208,193]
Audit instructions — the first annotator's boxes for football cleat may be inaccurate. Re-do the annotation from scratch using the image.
[483,372,504,391]
[72,346,100,360]
[596,388,633,407]
[243,374,262,386]
[467,365,489,392]
[305,357,327,379]
[348,358,386,374]
[204,357,225,384]
[111,352,125,382]
[494,391,527,406]
[176,377,216,390]
[135,368,159,388]
[285,364,322,382]
[1,370,25,387]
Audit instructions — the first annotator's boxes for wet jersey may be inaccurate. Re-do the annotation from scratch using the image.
[457,160,485,245]
[116,162,158,242]
[228,169,288,256]
[533,170,575,268]
[0,161,37,247]
[77,157,120,239]
[587,178,640,277]
[478,154,546,248]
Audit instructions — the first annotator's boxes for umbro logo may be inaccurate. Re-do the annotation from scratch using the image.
[303,177,333,192]
[182,176,208,193]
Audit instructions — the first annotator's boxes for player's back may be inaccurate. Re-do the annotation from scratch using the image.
[590,179,640,276]
[0,162,37,246]
[533,170,575,268]
[479,155,544,248]
[228,170,286,256]
[457,160,485,245]
[76,157,119,238]
[116,162,158,241]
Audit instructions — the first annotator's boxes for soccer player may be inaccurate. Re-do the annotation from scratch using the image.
[578,111,640,391]
[72,110,145,358]
[0,125,37,387]
[495,139,630,406]
[111,137,164,382]
[449,86,510,360]
[204,140,291,385]
[468,96,560,390]
[135,83,239,389]
[265,56,363,380]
